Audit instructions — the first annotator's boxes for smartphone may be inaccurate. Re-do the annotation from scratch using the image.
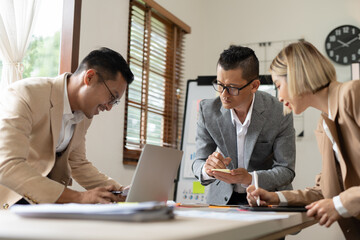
[111,190,123,195]
[111,188,129,197]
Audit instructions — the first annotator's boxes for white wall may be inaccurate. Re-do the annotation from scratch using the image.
[74,0,136,192]
[77,0,360,239]
[156,0,360,83]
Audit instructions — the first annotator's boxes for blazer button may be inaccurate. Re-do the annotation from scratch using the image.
[3,203,9,209]
[224,197,228,201]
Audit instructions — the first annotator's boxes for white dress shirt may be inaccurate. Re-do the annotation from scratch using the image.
[202,94,256,193]
[56,75,84,153]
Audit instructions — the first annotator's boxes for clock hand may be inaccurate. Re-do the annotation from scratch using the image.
[344,34,360,46]
[334,43,347,51]
[337,40,349,47]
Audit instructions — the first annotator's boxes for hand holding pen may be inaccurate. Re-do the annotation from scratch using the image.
[204,152,232,177]
[246,183,280,207]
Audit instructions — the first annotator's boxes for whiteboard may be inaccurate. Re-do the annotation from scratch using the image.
[175,77,215,203]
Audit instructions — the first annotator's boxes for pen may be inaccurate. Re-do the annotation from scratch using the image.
[254,171,260,206]
[209,205,230,209]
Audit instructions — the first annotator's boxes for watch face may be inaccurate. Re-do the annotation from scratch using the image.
[325,25,360,65]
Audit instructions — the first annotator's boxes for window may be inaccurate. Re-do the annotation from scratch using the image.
[22,0,63,78]
[124,0,190,164]
[0,0,63,82]
[0,0,80,83]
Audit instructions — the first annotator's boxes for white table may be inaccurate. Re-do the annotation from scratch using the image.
[0,207,316,240]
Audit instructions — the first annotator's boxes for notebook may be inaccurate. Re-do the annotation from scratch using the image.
[125,144,183,202]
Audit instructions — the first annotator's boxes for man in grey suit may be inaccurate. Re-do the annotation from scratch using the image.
[192,45,295,205]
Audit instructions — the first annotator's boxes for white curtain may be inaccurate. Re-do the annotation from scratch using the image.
[0,0,41,90]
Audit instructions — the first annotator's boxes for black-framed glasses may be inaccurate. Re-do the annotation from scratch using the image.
[96,72,120,105]
[212,77,257,96]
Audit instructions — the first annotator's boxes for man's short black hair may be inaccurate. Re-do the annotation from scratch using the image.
[74,47,134,84]
[217,45,259,82]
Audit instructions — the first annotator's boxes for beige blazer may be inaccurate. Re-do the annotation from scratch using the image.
[0,74,120,209]
[281,80,360,238]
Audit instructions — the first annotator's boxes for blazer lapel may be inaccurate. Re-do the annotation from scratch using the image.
[324,81,348,184]
[315,123,344,198]
[322,114,348,184]
[50,74,66,154]
[218,107,238,169]
[244,93,266,169]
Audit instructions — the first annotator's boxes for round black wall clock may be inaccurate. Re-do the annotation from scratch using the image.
[325,25,360,65]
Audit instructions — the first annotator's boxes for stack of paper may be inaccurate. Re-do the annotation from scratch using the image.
[10,201,173,222]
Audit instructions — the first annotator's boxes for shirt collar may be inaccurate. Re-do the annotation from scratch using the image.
[230,94,255,128]
[63,74,84,123]
[63,76,72,116]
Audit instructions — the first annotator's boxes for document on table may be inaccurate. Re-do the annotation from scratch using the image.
[175,209,289,221]
[10,201,173,222]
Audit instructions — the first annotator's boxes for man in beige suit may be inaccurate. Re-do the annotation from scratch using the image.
[247,41,360,239]
[0,47,134,209]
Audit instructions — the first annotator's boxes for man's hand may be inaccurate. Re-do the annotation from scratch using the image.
[114,185,130,202]
[204,152,231,177]
[56,185,124,204]
[246,185,280,206]
[306,199,341,227]
[212,168,252,185]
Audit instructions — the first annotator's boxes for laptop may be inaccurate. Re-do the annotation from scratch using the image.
[125,144,183,202]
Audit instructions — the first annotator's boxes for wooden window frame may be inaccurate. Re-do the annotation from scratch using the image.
[60,0,81,74]
[124,0,190,164]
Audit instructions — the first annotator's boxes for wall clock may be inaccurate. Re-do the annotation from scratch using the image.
[325,25,360,65]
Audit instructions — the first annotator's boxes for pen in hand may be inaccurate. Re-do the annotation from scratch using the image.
[254,171,260,206]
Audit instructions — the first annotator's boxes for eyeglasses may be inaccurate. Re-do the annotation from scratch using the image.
[212,77,257,96]
[96,72,120,105]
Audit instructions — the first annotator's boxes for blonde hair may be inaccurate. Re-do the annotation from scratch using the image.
[270,41,336,98]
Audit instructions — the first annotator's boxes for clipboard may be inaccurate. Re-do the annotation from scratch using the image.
[239,205,307,212]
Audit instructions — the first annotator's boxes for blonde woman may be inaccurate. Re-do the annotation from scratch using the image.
[246,41,360,238]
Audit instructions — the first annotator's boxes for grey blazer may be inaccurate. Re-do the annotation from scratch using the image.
[192,91,296,205]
